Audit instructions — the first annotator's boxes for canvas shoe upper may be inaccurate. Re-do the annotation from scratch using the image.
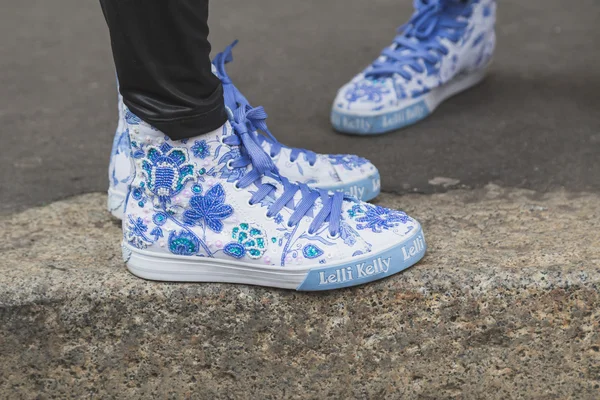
[331,0,496,134]
[213,41,380,201]
[108,44,382,219]
[121,103,425,290]
[107,92,134,217]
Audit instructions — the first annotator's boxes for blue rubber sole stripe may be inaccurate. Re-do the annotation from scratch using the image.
[331,100,430,135]
[296,225,426,291]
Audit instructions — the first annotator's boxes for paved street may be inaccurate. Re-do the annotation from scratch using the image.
[1,0,599,213]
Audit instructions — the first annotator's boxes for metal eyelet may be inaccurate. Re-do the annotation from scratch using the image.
[327,231,341,240]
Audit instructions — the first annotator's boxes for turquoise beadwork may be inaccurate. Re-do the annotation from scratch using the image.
[228,222,267,259]
[302,244,324,259]
[223,242,245,258]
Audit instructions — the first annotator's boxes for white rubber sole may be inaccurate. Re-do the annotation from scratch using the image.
[122,224,426,291]
[331,68,488,135]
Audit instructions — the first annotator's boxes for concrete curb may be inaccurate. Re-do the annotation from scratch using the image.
[1,185,599,398]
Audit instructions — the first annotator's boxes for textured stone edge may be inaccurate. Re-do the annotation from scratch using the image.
[1,187,599,399]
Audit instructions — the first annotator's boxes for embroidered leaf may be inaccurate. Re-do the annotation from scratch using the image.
[204,184,226,209]
[213,144,222,160]
[150,227,163,240]
[132,150,145,159]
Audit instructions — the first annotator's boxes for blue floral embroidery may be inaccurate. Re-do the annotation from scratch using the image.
[353,204,410,233]
[223,242,245,259]
[347,204,363,218]
[125,110,142,125]
[131,140,145,159]
[125,216,153,249]
[152,211,168,226]
[302,244,324,259]
[483,4,492,17]
[109,129,132,188]
[229,223,267,259]
[168,230,199,256]
[393,80,408,100]
[345,81,391,105]
[111,169,119,187]
[110,129,131,157]
[131,186,144,200]
[183,184,233,233]
[191,140,211,159]
[328,154,369,171]
[411,87,430,98]
[150,227,164,240]
[141,143,195,205]
[218,147,245,182]
[339,221,359,246]
[128,217,147,234]
[274,214,284,224]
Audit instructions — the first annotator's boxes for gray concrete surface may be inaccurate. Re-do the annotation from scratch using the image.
[1,187,599,398]
[1,0,599,215]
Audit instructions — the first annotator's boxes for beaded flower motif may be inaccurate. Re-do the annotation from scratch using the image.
[140,143,195,205]
[349,204,410,233]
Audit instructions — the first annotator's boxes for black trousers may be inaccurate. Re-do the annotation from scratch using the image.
[99,0,226,140]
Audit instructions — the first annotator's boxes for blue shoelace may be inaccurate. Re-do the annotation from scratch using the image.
[223,102,344,236]
[213,41,318,167]
[366,0,472,80]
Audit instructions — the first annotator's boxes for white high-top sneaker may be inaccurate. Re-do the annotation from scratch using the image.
[108,44,381,220]
[331,0,496,134]
[121,105,426,290]
[213,42,381,202]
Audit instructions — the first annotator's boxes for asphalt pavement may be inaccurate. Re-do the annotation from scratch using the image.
[1,0,599,214]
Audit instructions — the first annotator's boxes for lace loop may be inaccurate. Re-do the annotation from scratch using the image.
[213,42,318,166]
[366,0,471,80]
[223,104,344,235]
[231,106,276,176]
